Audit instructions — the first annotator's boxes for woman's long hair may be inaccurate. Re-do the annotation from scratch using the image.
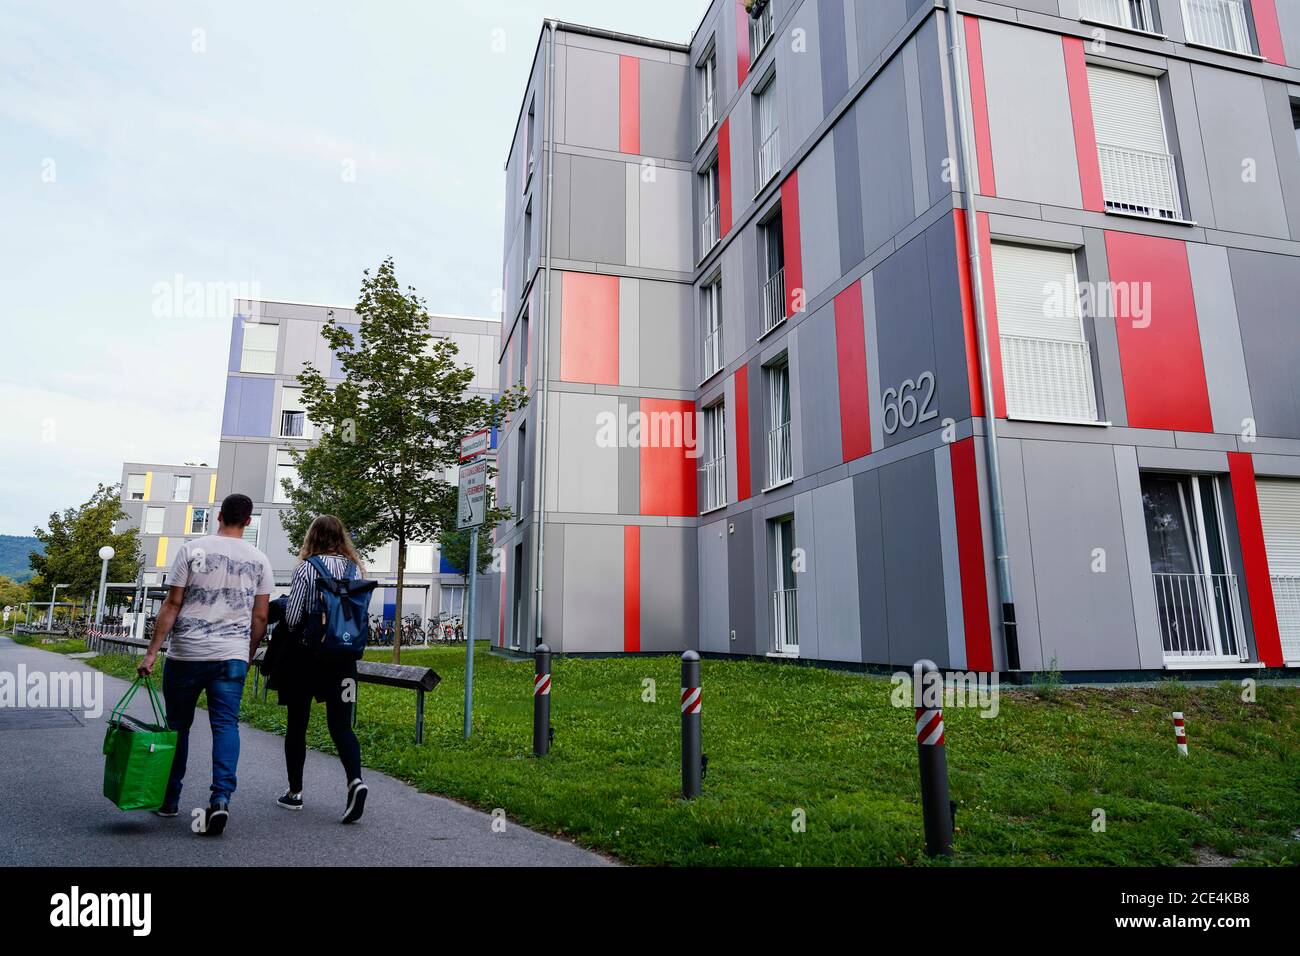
[299,515,366,574]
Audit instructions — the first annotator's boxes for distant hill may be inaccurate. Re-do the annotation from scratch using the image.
[0,535,41,582]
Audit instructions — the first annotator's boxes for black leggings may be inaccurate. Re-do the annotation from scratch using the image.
[284,692,362,793]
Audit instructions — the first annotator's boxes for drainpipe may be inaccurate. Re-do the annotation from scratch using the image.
[945,0,1020,672]
[531,20,558,652]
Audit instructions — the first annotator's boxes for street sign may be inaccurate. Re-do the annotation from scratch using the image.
[456,458,488,530]
[459,428,491,462]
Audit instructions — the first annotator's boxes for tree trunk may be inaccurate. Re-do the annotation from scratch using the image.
[393,537,405,664]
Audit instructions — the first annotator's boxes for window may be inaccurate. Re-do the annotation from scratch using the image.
[126,474,146,500]
[518,311,530,387]
[1088,65,1183,221]
[771,515,798,654]
[755,73,780,188]
[702,277,724,380]
[765,358,792,488]
[515,421,528,520]
[189,508,210,535]
[990,243,1099,423]
[698,46,717,143]
[280,386,311,439]
[406,544,434,574]
[524,96,536,187]
[439,585,466,619]
[1292,100,1300,158]
[239,321,278,373]
[511,541,525,650]
[1256,479,1300,663]
[749,0,775,55]
[1141,473,1245,662]
[759,210,786,335]
[702,402,727,512]
[366,544,391,574]
[700,159,721,256]
[242,513,261,547]
[172,475,191,502]
[274,450,298,504]
[1079,0,1157,33]
[524,199,534,278]
[1180,0,1254,54]
[144,507,165,535]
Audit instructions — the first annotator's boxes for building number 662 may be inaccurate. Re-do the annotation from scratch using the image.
[881,371,938,435]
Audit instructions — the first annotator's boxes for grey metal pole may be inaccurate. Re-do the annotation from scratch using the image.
[914,660,954,857]
[533,643,551,756]
[95,558,110,626]
[462,526,478,740]
[681,651,702,799]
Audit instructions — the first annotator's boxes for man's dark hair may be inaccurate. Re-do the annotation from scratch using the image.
[218,493,254,528]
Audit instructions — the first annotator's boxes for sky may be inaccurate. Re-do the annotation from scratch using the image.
[0,0,705,536]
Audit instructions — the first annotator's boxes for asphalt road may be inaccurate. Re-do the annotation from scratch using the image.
[0,636,608,867]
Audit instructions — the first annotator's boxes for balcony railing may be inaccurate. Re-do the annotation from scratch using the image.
[1270,573,1300,662]
[703,322,723,379]
[750,1,775,53]
[698,94,716,144]
[767,419,792,487]
[1097,142,1183,221]
[1152,571,1246,661]
[761,266,786,336]
[1000,334,1099,423]
[757,126,781,187]
[700,203,720,257]
[1080,0,1156,32]
[1181,0,1253,54]
[702,455,727,512]
[773,587,799,654]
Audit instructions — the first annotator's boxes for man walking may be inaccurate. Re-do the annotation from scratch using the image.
[138,493,274,835]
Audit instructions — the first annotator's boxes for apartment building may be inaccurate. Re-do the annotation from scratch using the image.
[496,0,1300,674]
[215,299,502,629]
[116,461,219,584]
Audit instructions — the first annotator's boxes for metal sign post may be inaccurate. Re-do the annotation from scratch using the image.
[457,431,490,739]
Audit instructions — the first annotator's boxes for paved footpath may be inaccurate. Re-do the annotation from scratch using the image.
[0,636,609,867]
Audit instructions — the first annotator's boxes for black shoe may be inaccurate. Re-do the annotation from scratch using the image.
[342,779,367,824]
[203,799,229,836]
[277,790,303,811]
[152,804,179,818]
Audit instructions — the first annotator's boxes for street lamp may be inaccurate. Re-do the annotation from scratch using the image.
[46,584,68,633]
[95,545,116,626]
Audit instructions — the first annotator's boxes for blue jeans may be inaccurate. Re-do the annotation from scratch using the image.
[162,658,248,807]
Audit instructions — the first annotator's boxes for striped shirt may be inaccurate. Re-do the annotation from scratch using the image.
[285,555,357,630]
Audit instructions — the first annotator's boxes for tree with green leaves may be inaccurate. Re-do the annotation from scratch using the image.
[30,484,141,609]
[0,575,31,614]
[281,257,526,662]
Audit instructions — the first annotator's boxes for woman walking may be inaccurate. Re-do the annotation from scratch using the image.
[271,515,369,823]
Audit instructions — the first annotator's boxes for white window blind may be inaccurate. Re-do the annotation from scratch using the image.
[240,322,278,373]
[1088,66,1167,153]
[1258,480,1300,571]
[144,507,165,535]
[991,244,1083,342]
[991,243,1098,423]
[1257,478,1300,662]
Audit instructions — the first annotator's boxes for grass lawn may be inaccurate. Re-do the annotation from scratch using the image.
[11,631,92,656]
[68,640,1300,866]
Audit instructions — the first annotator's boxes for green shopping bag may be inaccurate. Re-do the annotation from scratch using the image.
[102,675,177,811]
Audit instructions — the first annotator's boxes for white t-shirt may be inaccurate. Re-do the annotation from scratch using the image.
[166,534,275,661]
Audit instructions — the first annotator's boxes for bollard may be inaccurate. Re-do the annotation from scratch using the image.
[1172,711,1188,756]
[680,650,702,799]
[914,660,954,857]
[533,643,551,757]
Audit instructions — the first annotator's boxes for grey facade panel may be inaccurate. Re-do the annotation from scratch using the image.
[832,119,866,273]
[641,526,697,652]
[727,508,758,655]
[795,304,843,477]
[1020,440,1141,671]
[851,468,889,663]
[1229,247,1300,440]
[879,451,950,666]
[567,156,627,264]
